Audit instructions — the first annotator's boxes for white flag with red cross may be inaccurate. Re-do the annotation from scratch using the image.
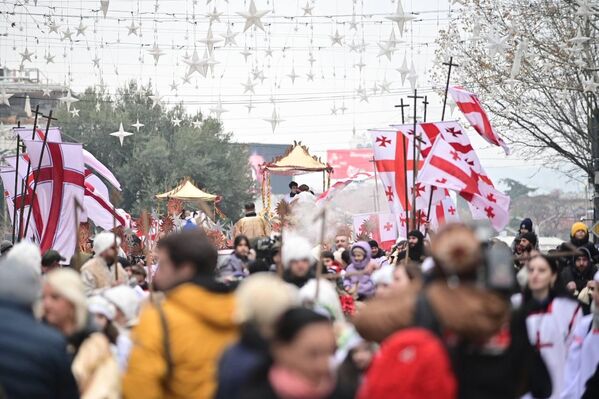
[417,135,509,231]
[22,139,86,258]
[352,212,398,251]
[0,166,42,242]
[431,196,461,231]
[448,86,510,155]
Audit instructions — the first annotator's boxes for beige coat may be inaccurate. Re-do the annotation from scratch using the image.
[72,332,120,399]
[233,215,271,240]
[80,257,127,296]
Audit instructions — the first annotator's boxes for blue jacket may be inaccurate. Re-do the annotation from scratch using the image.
[0,300,79,399]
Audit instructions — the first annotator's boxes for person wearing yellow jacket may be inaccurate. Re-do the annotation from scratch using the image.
[123,229,238,399]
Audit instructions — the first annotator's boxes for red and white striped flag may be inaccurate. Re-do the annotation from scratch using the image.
[448,86,510,155]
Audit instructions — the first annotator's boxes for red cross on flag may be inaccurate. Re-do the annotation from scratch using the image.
[351,212,398,251]
[448,86,510,155]
[431,197,461,231]
[21,139,86,258]
[0,166,43,242]
[417,136,509,231]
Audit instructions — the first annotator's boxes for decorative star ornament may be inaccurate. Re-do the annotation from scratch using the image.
[306,70,315,81]
[302,2,314,16]
[192,120,202,129]
[582,78,599,93]
[100,0,110,18]
[0,89,13,106]
[378,78,392,93]
[198,26,222,52]
[171,117,182,127]
[127,20,139,36]
[265,47,273,57]
[184,49,208,78]
[59,90,79,110]
[245,101,255,113]
[131,119,144,131]
[348,40,360,53]
[206,7,223,23]
[287,67,299,84]
[44,52,55,64]
[220,25,239,47]
[308,53,316,66]
[339,102,348,114]
[110,122,133,146]
[487,34,508,58]
[169,80,178,92]
[48,20,61,34]
[70,107,80,117]
[149,92,163,108]
[330,29,344,46]
[377,41,395,61]
[264,107,284,133]
[349,15,358,31]
[242,77,256,94]
[237,0,270,32]
[20,48,34,63]
[42,87,52,97]
[209,99,229,119]
[147,43,165,66]
[330,104,338,115]
[397,52,410,85]
[205,51,219,76]
[385,1,415,37]
[407,60,418,90]
[76,20,87,36]
[61,27,74,42]
[353,58,366,72]
[92,55,101,68]
[240,48,252,61]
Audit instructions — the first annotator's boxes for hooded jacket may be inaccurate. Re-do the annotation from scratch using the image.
[123,276,238,399]
[343,242,375,299]
[559,231,599,267]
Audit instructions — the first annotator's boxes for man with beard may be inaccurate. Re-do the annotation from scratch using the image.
[559,222,599,268]
[80,232,127,295]
[562,248,598,298]
[397,230,425,264]
[562,271,599,398]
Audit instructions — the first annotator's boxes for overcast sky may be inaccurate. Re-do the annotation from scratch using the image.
[0,0,585,193]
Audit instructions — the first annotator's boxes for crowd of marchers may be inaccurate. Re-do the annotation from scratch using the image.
[1,213,599,399]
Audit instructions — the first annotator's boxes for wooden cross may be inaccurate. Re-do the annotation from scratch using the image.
[441,57,460,121]
[422,95,429,122]
[394,98,410,124]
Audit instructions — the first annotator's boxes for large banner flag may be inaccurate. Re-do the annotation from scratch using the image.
[22,139,86,258]
[417,135,509,230]
[0,166,42,242]
[316,172,373,204]
[352,212,398,251]
[448,86,510,155]
[431,196,461,231]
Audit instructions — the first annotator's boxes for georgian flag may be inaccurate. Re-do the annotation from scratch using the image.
[352,212,398,250]
[431,196,461,231]
[448,86,510,155]
[417,135,509,231]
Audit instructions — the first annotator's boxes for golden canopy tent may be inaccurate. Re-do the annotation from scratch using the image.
[259,141,333,212]
[156,179,219,219]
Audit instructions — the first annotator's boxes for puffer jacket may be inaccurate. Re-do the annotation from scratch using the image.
[123,276,238,399]
[343,242,375,299]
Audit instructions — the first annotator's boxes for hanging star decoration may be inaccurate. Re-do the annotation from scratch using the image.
[264,106,284,133]
[245,101,255,114]
[149,92,163,108]
[131,119,144,131]
[397,52,410,85]
[0,89,13,106]
[306,70,315,81]
[171,117,182,127]
[44,52,55,64]
[377,40,395,61]
[386,1,415,37]
[287,67,299,84]
[92,55,101,68]
[240,47,252,61]
[349,14,358,31]
[48,20,61,34]
[147,43,165,66]
[356,85,369,103]
[170,80,178,91]
[331,103,338,115]
[330,29,344,46]
[220,25,239,47]
[184,49,208,78]
[70,107,80,117]
[302,2,314,16]
[487,34,508,58]
[339,102,348,114]
[42,87,52,97]
[192,120,202,129]
[378,78,392,93]
[407,60,418,90]
[127,20,139,36]
[199,26,223,52]
[100,0,110,18]
[210,99,229,119]
[19,48,34,64]
[110,122,133,146]
[59,90,79,111]
[61,27,74,42]
[206,7,223,23]
[237,0,270,32]
[76,20,87,36]
[348,40,360,53]
[242,77,256,94]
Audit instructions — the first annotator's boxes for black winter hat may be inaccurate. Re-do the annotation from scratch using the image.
[520,232,537,248]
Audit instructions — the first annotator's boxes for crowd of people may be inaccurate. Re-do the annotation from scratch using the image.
[1,211,599,399]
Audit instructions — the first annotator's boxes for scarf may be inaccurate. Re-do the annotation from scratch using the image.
[269,366,335,399]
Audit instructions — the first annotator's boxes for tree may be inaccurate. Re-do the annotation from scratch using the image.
[54,81,254,219]
[433,0,597,221]
[501,178,537,199]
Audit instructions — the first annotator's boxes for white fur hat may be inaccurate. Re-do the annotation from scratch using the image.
[6,241,41,275]
[88,295,116,321]
[93,232,121,256]
[371,265,395,286]
[103,285,141,327]
[235,273,299,328]
[282,234,314,268]
[45,268,88,331]
[299,278,344,322]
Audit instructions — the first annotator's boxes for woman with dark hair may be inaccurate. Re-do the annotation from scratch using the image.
[523,253,583,399]
[241,308,352,399]
[219,235,251,279]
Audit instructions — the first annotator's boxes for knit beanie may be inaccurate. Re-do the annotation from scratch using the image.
[520,218,533,232]
[45,269,88,331]
[93,232,121,256]
[571,222,589,237]
[520,232,538,248]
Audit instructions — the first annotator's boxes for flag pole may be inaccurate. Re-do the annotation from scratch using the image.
[23,110,54,240]
[371,156,380,213]
[11,136,20,243]
[394,98,410,239]
[408,90,424,232]
[18,105,42,241]
[425,58,459,235]
[417,96,429,231]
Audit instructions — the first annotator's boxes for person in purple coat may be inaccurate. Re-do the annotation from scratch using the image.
[343,241,376,300]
